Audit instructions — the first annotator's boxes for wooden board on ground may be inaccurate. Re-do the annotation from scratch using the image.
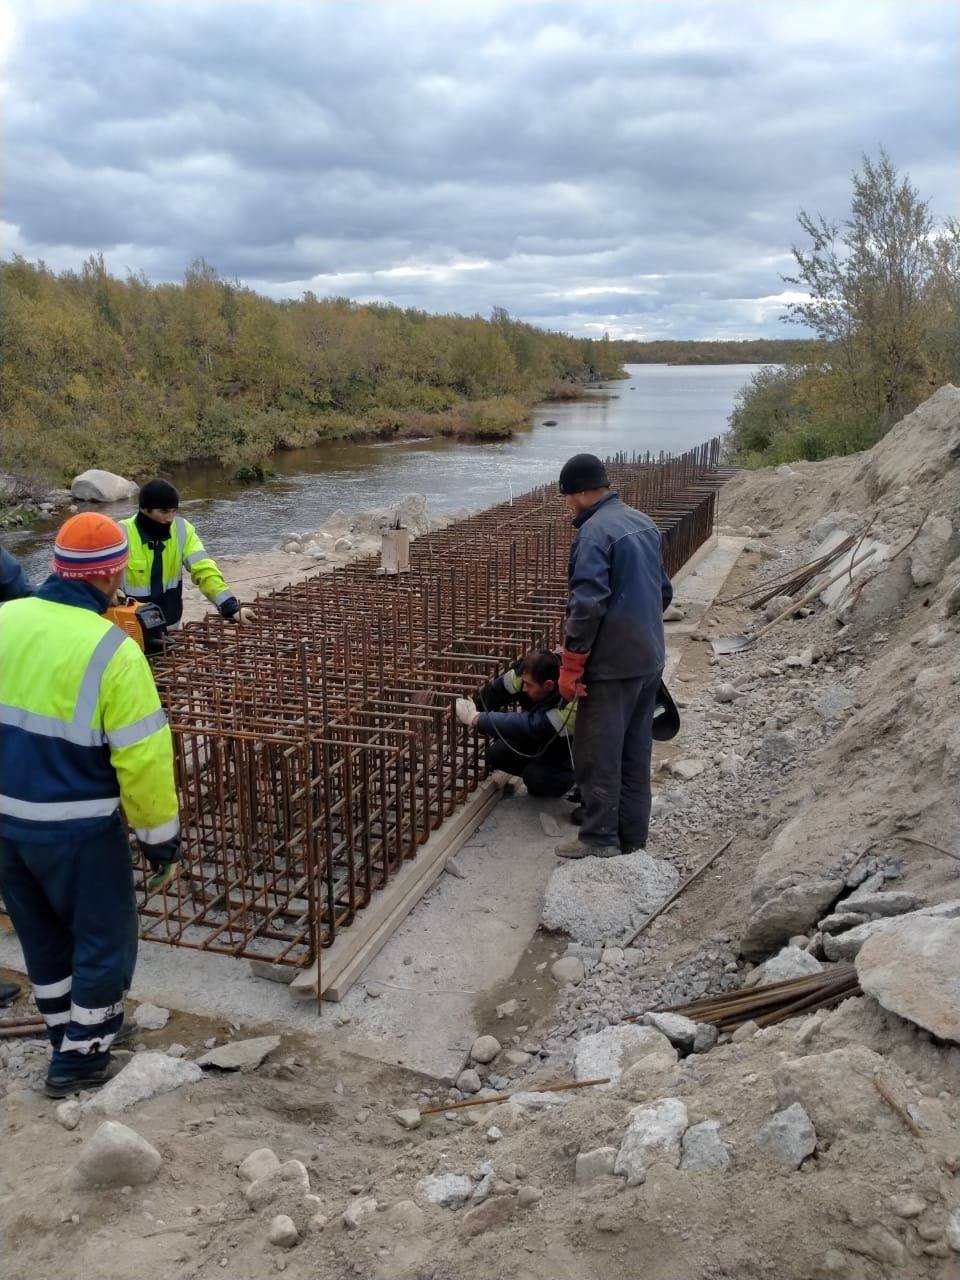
[288,778,504,1003]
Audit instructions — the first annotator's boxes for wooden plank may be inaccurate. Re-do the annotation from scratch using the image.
[288,778,503,1002]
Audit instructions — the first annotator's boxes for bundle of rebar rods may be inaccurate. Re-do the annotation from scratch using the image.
[636,963,861,1032]
[132,439,730,987]
[720,527,871,611]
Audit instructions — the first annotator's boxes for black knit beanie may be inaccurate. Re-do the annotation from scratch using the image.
[558,453,610,495]
[139,478,180,510]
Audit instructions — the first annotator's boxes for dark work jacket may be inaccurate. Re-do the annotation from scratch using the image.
[0,547,33,602]
[475,692,574,761]
[564,493,673,680]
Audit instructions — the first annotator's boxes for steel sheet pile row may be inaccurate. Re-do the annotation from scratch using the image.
[139,437,727,980]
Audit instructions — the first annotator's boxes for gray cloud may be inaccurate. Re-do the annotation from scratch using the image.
[2,0,956,338]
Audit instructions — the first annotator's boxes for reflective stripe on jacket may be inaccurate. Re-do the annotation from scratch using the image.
[120,515,234,626]
[0,575,179,846]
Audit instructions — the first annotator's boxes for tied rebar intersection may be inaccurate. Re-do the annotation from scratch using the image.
[139,439,729,992]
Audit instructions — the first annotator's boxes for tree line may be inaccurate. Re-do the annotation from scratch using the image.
[0,262,624,483]
[610,338,814,365]
[727,150,960,465]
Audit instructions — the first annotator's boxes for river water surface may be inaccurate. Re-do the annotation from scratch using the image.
[10,363,761,582]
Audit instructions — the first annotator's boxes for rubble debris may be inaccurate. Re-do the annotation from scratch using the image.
[341,1197,378,1230]
[463,1194,515,1235]
[740,880,844,958]
[542,850,679,945]
[614,1098,688,1185]
[239,1148,281,1183]
[680,1120,731,1171]
[755,1104,816,1168]
[575,1147,618,1186]
[197,1035,280,1072]
[85,1053,201,1115]
[855,915,960,1041]
[417,1173,473,1207]
[574,1025,676,1085]
[551,956,585,985]
[394,1109,422,1130]
[132,1003,169,1031]
[245,1160,311,1210]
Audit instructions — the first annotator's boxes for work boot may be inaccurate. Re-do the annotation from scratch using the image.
[44,1061,117,1099]
[569,806,584,826]
[565,785,582,805]
[113,1020,139,1049]
[0,980,22,1008]
[620,845,646,855]
[555,838,622,860]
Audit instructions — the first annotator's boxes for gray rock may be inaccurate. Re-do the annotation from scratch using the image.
[245,1160,311,1210]
[670,757,706,781]
[740,880,844,959]
[333,536,353,553]
[574,1024,676,1085]
[575,1147,618,1186]
[663,604,686,621]
[910,514,960,587]
[165,1043,188,1058]
[462,1194,515,1236]
[643,1012,698,1053]
[813,687,856,720]
[692,1022,719,1053]
[495,999,519,1020]
[70,469,138,503]
[843,889,921,917]
[758,731,797,765]
[85,1052,202,1115]
[946,1208,960,1251]
[749,945,822,986]
[394,1109,422,1131]
[713,682,744,704]
[818,911,868,934]
[74,1121,161,1187]
[503,1049,532,1068]
[456,1069,482,1094]
[417,1173,474,1207]
[680,1120,731,1171]
[823,899,960,960]
[774,1045,891,1140]
[542,850,679,946]
[517,1185,542,1208]
[268,1214,299,1248]
[731,1019,759,1042]
[856,914,960,1041]
[469,1036,501,1065]
[341,1197,378,1230]
[889,1193,925,1218]
[239,1148,281,1183]
[755,1103,816,1168]
[56,1100,81,1131]
[551,956,585,986]
[198,1035,280,1072]
[132,1003,169,1031]
[614,1098,688,1185]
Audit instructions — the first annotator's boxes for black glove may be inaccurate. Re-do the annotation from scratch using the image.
[218,595,241,621]
[138,833,182,869]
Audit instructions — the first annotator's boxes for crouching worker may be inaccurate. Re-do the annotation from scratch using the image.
[455,650,575,797]
[0,513,180,1098]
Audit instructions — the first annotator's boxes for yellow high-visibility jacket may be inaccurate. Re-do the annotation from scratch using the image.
[121,515,235,626]
[0,576,179,849]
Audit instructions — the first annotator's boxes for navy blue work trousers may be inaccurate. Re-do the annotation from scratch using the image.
[574,671,661,852]
[487,738,575,798]
[0,815,138,1079]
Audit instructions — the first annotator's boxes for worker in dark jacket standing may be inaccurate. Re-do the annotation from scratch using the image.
[553,454,672,859]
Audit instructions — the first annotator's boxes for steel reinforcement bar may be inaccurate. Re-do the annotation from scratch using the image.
[136,438,728,988]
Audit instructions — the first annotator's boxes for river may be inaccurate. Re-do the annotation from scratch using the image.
[8,363,761,581]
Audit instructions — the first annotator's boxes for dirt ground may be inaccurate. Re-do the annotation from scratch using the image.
[3,387,960,1280]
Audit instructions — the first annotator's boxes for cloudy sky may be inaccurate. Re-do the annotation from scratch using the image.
[1,0,956,339]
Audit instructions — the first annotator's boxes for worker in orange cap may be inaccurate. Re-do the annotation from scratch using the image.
[0,513,179,1097]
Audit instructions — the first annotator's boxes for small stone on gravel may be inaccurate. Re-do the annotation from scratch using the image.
[74,1121,161,1187]
[239,1148,281,1183]
[56,1100,81,1131]
[394,1109,421,1130]
[755,1103,817,1168]
[456,1068,482,1094]
[551,956,586,985]
[267,1215,299,1248]
[469,1036,501,1064]
[132,1003,169,1031]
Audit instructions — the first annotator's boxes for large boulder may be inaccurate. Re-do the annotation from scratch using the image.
[740,879,844,960]
[856,915,960,1042]
[70,470,139,503]
[823,899,960,961]
[574,1024,676,1087]
[910,514,960,587]
[773,1045,902,1141]
[866,385,960,497]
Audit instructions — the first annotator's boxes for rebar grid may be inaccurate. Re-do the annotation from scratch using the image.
[136,439,729,979]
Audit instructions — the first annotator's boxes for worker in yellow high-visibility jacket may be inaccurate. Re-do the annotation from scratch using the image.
[120,478,255,628]
[0,512,180,1098]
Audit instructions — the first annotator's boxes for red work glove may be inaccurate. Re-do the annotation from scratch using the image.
[559,648,590,702]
